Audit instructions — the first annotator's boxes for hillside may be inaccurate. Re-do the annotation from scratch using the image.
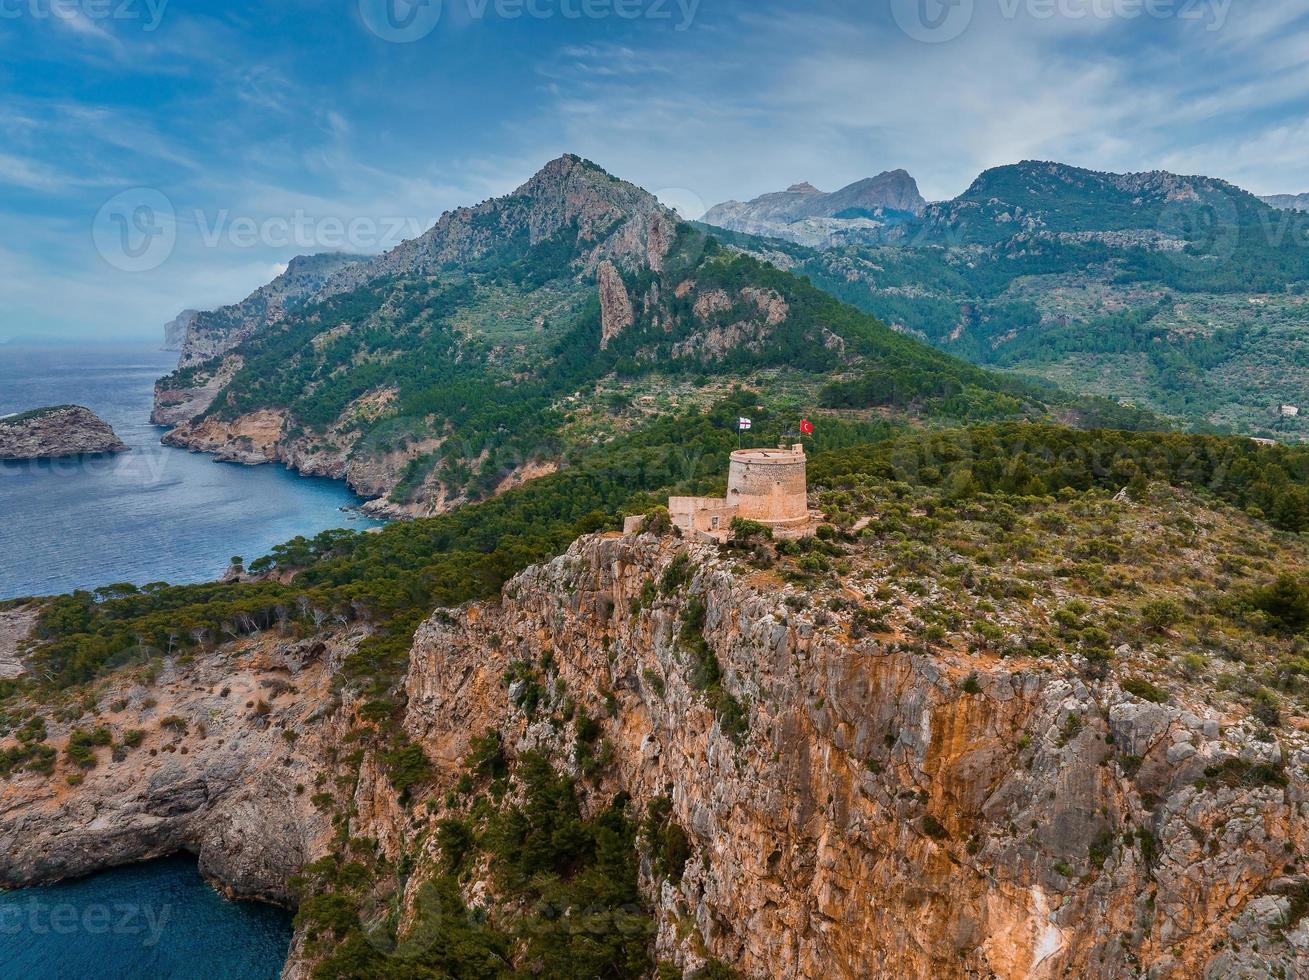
[706,161,1309,440]
[4,423,1309,977]
[152,156,1135,518]
[172,252,369,368]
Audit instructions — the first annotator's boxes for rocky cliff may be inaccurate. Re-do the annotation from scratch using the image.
[0,405,128,460]
[162,309,198,351]
[397,530,1309,979]
[0,629,356,901]
[5,494,1309,978]
[174,252,367,368]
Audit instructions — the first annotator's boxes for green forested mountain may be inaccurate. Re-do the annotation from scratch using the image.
[704,161,1309,440]
[155,156,1149,518]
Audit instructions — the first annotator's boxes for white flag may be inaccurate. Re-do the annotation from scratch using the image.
[738,417,752,431]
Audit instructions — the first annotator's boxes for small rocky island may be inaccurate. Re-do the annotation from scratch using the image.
[0,405,129,460]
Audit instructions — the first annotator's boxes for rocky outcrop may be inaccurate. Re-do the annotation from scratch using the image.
[150,357,242,426]
[597,260,635,349]
[0,605,35,679]
[0,406,128,460]
[0,631,353,904]
[162,309,198,351]
[161,409,287,465]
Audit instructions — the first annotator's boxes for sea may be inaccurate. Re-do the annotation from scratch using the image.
[0,345,381,600]
[0,856,293,979]
[0,343,385,976]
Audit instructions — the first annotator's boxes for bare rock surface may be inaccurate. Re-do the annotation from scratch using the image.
[0,405,128,460]
[0,605,36,678]
[0,632,357,906]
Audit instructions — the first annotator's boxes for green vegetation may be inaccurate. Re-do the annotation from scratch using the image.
[810,425,1309,534]
[296,750,654,978]
[676,596,749,742]
[706,162,1309,439]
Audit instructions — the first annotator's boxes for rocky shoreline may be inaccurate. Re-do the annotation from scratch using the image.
[0,405,128,460]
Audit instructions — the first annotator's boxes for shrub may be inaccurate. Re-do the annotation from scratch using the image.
[1141,598,1184,632]
[640,507,674,536]
[1249,575,1309,634]
[729,517,772,542]
[65,727,112,769]
[641,796,692,884]
[921,814,950,840]
[1122,677,1169,704]
[382,740,432,796]
[660,552,694,596]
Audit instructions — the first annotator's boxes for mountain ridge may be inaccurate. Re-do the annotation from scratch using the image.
[704,159,1309,440]
[150,155,1128,518]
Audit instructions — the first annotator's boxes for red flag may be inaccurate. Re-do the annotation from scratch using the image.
[800,419,814,435]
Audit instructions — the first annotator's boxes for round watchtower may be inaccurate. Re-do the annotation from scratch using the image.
[727,444,809,529]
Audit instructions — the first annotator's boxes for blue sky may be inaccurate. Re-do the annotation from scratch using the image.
[2,0,1308,342]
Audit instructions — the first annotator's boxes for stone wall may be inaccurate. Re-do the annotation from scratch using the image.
[727,447,808,527]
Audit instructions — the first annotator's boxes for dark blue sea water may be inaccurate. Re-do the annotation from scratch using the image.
[0,856,293,979]
[0,345,381,600]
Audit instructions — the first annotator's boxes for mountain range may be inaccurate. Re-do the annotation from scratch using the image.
[703,160,1309,440]
[155,155,1145,518]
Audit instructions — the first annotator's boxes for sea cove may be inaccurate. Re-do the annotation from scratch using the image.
[0,347,380,600]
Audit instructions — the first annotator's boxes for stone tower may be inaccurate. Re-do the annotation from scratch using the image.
[727,444,809,529]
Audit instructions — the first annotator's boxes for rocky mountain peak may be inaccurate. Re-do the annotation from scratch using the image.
[325,154,678,291]
[702,167,926,247]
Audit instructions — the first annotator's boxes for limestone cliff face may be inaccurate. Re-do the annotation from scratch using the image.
[598,260,635,349]
[0,406,128,460]
[162,309,198,352]
[400,532,1309,979]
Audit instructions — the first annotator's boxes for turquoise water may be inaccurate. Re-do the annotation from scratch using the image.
[0,346,382,599]
[0,856,293,979]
